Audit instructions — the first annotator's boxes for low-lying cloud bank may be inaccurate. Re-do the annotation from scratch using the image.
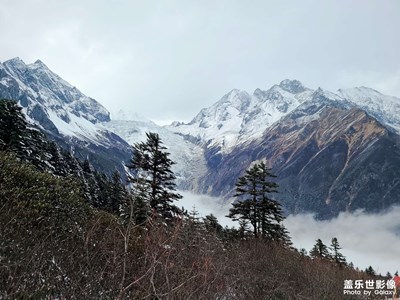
[179,191,400,274]
[285,207,400,275]
[178,191,235,227]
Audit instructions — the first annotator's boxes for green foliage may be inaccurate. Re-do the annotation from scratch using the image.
[0,152,89,224]
[127,132,182,223]
[204,213,223,235]
[0,99,128,213]
[228,160,290,244]
[299,248,308,256]
[0,152,92,297]
[0,152,376,299]
[365,265,376,276]
[109,170,127,213]
[330,237,347,265]
[310,238,330,259]
[0,100,380,299]
[0,99,28,150]
[0,99,52,171]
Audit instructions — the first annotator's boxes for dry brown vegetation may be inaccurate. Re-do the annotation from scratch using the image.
[0,153,382,299]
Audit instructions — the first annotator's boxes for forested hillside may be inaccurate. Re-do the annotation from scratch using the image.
[0,99,387,299]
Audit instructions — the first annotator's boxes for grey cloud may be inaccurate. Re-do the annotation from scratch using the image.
[1,1,399,123]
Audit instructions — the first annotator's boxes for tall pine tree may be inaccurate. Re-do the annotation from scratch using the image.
[329,237,346,265]
[228,160,290,244]
[0,99,50,170]
[310,238,330,259]
[0,99,28,152]
[108,171,126,214]
[127,132,182,223]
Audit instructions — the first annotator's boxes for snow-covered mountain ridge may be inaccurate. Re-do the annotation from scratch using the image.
[0,57,114,146]
[104,79,400,193]
[167,80,314,152]
[167,80,400,154]
[338,87,400,132]
[0,58,131,175]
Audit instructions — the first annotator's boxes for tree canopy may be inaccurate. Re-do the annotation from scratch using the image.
[127,132,182,223]
[228,160,290,244]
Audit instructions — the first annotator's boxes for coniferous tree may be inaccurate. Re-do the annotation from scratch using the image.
[0,99,51,170]
[127,132,182,223]
[229,164,260,237]
[0,99,28,152]
[227,160,290,243]
[329,237,346,265]
[299,248,308,256]
[131,193,150,225]
[81,159,100,207]
[0,99,131,214]
[365,266,375,276]
[188,206,201,227]
[124,168,151,225]
[82,158,92,174]
[310,239,330,259]
[47,141,66,176]
[63,150,83,177]
[238,219,250,239]
[183,206,205,246]
[222,226,242,242]
[204,214,223,235]
[108,171,126,214]
[95,172,112,210]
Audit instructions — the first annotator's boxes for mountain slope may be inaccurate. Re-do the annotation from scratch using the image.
[165,80,400,217]
[338,86,400,133]
[0,58,131,174]
[196,96,400,219]
[168,80,400,155]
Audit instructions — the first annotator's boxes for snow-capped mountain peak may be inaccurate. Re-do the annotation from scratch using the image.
[168,80,314,152]
[33,59,47,67]
[0,58,112,144]
[311,87,343,102]
[3,57,28,76]
[278,79,307,94]
[338,86,400,132]
[218,89,251,105]
[167,79,400,155]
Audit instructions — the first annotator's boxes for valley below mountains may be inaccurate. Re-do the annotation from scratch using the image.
[2,57,400,219]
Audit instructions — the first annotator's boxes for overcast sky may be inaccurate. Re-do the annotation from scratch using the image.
[1,0,399,124]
